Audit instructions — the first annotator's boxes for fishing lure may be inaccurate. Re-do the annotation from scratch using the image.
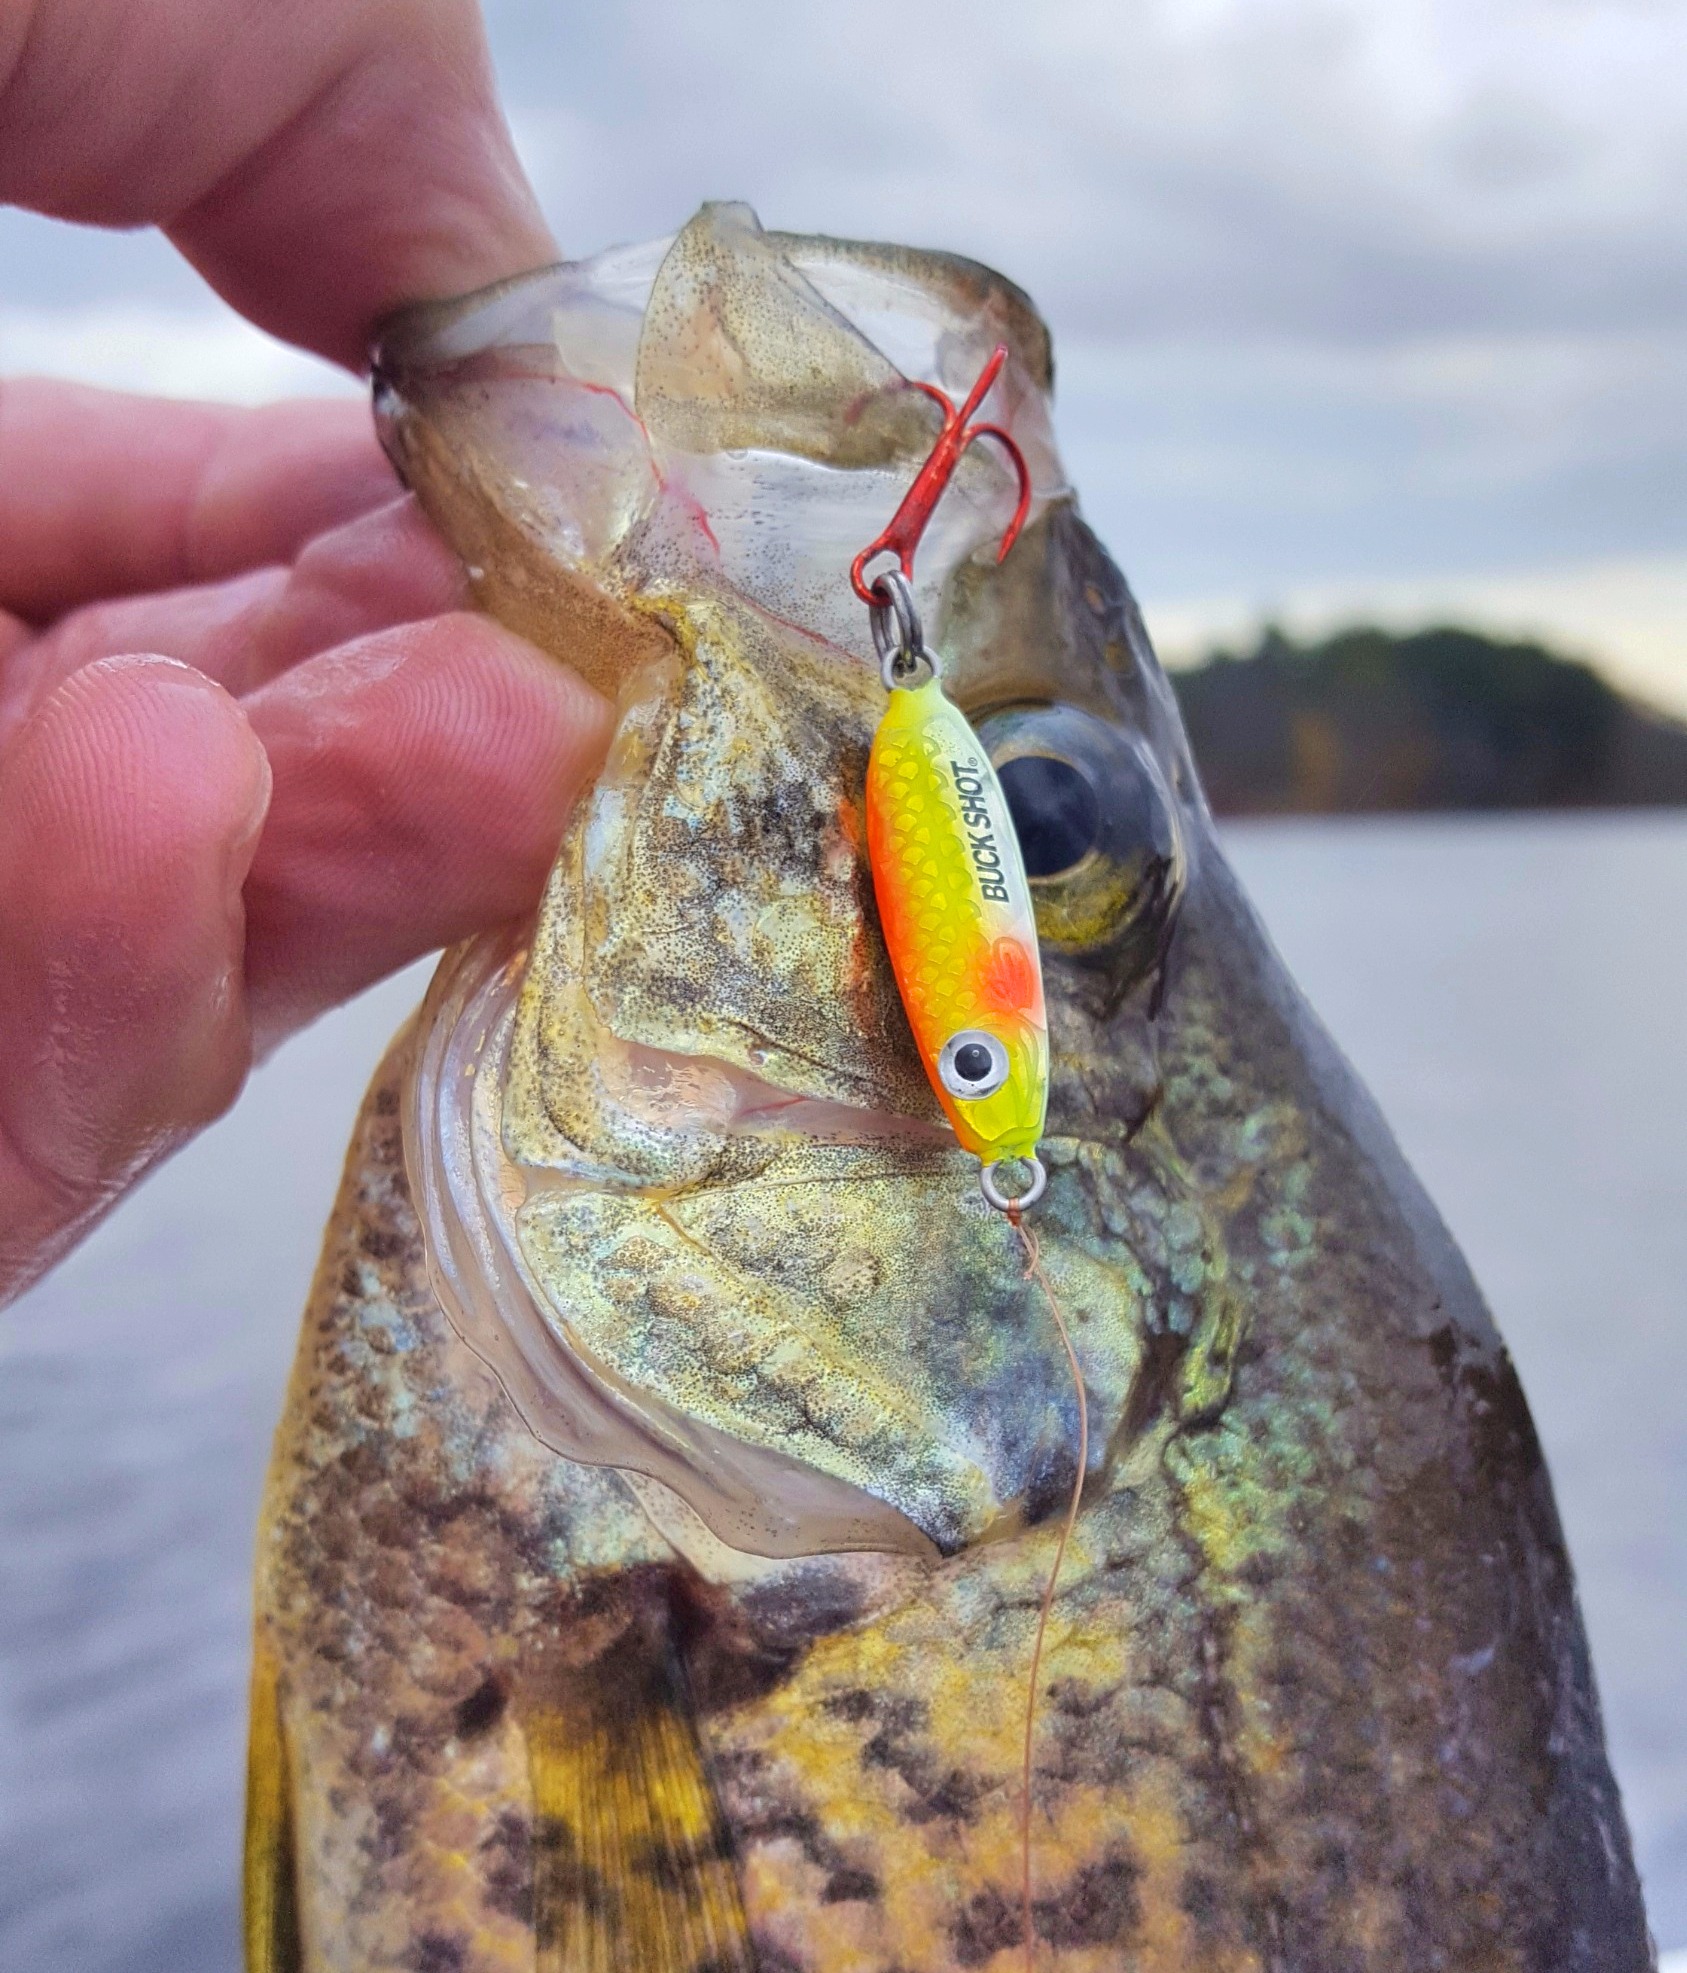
[855,347,1049,1214]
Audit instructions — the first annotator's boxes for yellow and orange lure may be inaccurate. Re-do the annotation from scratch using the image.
[867,657,1047,1200]
[852,347,1047,1214]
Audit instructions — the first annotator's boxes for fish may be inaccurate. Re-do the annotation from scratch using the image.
[245,201,1653,1971]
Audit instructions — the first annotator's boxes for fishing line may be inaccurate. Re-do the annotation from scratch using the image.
[1011,1208,1089,1973]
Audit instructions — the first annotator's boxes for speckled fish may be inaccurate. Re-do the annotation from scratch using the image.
[245,203,1653,1971]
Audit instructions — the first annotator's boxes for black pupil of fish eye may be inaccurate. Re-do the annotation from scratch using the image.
[997,754,1101,877]
[953,1042,995,1084]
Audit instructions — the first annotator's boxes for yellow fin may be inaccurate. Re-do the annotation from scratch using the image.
[243,1638,302,1973]
[526,1623,752,1973]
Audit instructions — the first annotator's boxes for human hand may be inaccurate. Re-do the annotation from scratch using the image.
[0,0,611,1301]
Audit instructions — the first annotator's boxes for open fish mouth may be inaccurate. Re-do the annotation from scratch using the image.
[406,925,1163,1570]
[406,926,954,1566]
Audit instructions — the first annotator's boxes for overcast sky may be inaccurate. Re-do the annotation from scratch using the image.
[3,0,1684,706]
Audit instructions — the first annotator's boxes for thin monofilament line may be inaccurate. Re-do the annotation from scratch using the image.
[1013,1213,1090,1973]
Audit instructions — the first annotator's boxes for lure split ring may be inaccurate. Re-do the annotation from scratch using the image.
[980,1155,1048,1214]
[868,571,939,690]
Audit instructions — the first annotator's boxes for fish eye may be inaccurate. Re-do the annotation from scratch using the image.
[996,754,1102,878]
[978,703,1186,970]
[938,1028,1010,1099]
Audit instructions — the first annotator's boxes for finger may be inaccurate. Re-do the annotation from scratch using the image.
[0,0,554,368]
[1,569,286,755]
[1,496,466,750]
[0,655,270,1304]
[242,614,612,1052]
[0,381,397,623]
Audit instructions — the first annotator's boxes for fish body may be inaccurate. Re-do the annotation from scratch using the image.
[246,203,1651,1970]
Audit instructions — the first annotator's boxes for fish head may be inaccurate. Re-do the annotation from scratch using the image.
[377,204,1249,1570]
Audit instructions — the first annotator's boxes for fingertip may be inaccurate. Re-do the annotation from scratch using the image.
[234,494,472,691]
[163,8,559,368]
[401,613,617,838]
[24,643,270,820]
[0,654,270,1203]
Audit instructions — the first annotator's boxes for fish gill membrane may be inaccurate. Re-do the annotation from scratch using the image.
[246,203,1653,1972]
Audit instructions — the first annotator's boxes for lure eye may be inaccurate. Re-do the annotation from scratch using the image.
[938,1028,1010,1100]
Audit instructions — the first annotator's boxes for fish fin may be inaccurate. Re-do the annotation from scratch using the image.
[243,1637,303,1973]
[525,1608,753,1973]
[769,228,1055,392]
[636,202,928,468]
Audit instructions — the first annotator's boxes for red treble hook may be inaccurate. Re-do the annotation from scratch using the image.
[849,344,1033,605]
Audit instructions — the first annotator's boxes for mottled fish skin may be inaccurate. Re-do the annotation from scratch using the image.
[247,209,1652,1971]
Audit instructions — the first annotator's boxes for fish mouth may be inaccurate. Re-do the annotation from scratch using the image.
[405,927,957,1565]
[408,930,1141,1574]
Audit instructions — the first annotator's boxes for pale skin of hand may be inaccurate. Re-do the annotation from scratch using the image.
[0,0,614,1301]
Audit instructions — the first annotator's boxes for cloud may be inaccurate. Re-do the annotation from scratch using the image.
[1055,327,1687,587]
[487,0,1687,344]
[2,0,1681,707]
[478,0,1687,713]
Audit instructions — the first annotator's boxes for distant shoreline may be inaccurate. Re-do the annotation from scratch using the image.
[1171,625,1687,817]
